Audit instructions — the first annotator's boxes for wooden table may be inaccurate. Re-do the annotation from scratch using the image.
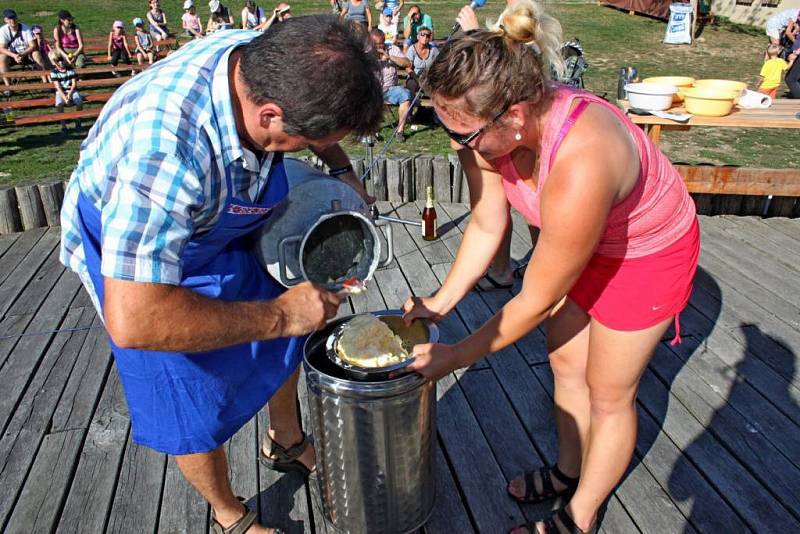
[621,99,800,197]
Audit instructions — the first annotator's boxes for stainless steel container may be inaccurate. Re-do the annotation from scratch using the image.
[303,311,437,533]
[254,157,394,290]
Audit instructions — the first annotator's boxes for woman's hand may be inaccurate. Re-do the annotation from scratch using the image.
[406,343,462,381]
[402,295,447,325]
[456,5,479,32]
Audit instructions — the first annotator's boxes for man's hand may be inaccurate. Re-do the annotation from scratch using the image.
[337,170,375,204]
[12,53,23,63]
[273,281,343,337]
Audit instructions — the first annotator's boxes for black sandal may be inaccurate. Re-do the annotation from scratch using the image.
[211,496,285,534]
[259,431,314,477]
[474,273,514,292]
[507,464,579,504]
[509,507,595,534]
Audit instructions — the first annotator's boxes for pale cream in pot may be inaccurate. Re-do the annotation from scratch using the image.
[335,314,411,368]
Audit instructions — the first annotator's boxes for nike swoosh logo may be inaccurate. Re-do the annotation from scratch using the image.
[651,305,663,311]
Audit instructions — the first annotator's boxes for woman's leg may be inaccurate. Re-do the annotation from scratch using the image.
[508,297,591,499]
[566,316,672,530]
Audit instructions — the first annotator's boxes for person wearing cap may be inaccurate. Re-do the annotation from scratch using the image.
[147,0,171,41]
[182,0,204,38]
[255,2,291,31]
[60,16,383,533]
[241,0,267,30]
[1,8,48,90]
[207,0,235,33]
[107,20,132,73]
[53,9,85,69]
[133,18,155,65]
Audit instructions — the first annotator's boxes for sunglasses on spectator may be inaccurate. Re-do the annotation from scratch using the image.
[437,106,508,147]
[418,32,431,37]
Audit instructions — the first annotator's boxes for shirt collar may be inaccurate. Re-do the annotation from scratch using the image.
[210,35,251,169]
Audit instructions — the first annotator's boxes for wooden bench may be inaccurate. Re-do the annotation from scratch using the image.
[1,92,114,110]
[6,107,103,126]
[0,63,156,81]
[3,76,132,95]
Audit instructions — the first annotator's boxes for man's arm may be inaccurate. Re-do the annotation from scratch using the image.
[104,279,340,352]
[0,42,19,60]
[389,49,410,68]
[310,143,371,201]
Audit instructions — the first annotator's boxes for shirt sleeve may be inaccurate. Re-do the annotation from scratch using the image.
[100,149,205,285]
[0,27,9,47]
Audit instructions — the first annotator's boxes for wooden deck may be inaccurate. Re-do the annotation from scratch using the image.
[0,204,799,533]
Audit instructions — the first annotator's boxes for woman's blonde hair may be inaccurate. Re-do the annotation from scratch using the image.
[424,0,564,118]
[491,0,564,79]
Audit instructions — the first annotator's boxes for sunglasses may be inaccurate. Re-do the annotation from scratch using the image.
[437,107,508,147]
[418,32,431,37]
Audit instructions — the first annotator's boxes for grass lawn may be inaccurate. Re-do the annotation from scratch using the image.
[1,1,796,188]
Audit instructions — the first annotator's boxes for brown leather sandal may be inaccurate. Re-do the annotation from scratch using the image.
[259,431,314,477]
[507,464,579,504]
[211,497,284,534]
[509,507,596,534]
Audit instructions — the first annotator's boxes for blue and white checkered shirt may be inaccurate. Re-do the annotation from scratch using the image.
[60,30,276,314]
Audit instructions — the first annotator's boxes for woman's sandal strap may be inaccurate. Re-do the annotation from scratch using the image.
[211,498,257,534]
[551,465,580,491]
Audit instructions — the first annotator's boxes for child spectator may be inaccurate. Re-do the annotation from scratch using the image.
[53,10,86,68]
[182,0,204,38]
[107,20,132,75]
[133,18,155,65]
[51,56,82,132]
[757,44,796,98]
[31,25,53,68]
[383,0,403,18]
[147,0,171,41]
[378,8,399,45]
[241,0,267,30]
[207,0,235,33]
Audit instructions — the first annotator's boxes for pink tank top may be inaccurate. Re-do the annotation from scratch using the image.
[496,85,695,259]
[60,28,78,49]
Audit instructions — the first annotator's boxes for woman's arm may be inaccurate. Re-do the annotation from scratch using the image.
[107,32,113,58]
[241,8,248,28]
[123,35,132,55]
[53,26,64,54]
[75,28,84,54]
[366,3,373,28]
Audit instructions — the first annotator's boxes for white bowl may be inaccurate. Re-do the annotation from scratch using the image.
[625,83,678,111]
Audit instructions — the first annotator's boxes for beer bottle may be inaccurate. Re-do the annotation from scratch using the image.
[422,186,437,241]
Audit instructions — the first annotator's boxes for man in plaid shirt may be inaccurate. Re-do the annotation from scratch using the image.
[60,16,383,533]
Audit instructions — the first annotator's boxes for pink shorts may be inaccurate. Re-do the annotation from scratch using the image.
[567,217,700,343]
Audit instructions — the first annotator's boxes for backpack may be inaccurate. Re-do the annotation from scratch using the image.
[557,38,588,89]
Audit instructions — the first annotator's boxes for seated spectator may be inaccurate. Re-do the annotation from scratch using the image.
[757,44,795,98]
[107,20,133,74]
[370,28,412,141]
[340,0,372,32]
[404,25,437,95]
[182,0,204,39]
[51,56,83,132]
[207,0,236,33]
[241,0,267,30]
[53,10,86,69]
[147,0,171,41]
[402,5,433,50]
[378,8,399,45]
[133,18,156,65]
[1,9,48,92]
[256,3,292,31]
[786,46,800,98]
[31,25,53,69]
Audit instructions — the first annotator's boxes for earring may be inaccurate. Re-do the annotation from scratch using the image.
[514,132,522,141]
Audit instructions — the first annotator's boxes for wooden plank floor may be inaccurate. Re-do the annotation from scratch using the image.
[1,207,799,533]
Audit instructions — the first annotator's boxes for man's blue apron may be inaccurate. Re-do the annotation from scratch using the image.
[75,153,302,455]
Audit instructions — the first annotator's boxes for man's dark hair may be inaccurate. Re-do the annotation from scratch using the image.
[240,15,383,139]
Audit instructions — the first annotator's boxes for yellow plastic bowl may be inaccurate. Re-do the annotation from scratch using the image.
[693,80,747,102]
[643,76,695,102]
[681,87,738,117]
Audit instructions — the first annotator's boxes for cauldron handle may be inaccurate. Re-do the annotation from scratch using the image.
[375,219,394,269]
[278,235,304,286]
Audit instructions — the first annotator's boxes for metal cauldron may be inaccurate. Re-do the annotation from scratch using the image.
[304,311,438,533]
[254,158,394,291]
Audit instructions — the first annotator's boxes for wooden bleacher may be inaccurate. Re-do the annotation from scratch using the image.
[1,92,113,110]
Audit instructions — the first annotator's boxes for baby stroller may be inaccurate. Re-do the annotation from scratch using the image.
[556,38,588,89]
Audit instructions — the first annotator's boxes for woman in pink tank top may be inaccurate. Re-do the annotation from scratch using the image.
[401,1,699,532]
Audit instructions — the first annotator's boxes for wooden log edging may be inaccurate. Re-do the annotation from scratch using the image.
[1,158,799,234]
